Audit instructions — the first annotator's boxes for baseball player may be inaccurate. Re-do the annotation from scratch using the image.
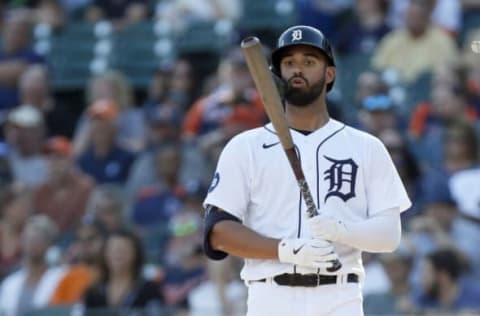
[203,25,411,316]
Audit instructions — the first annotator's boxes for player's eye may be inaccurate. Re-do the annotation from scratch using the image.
[282,59,294,67]
[304,59,316,66]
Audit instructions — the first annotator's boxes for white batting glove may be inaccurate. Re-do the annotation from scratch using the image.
[278,238,339,269]
[307,213,348,242]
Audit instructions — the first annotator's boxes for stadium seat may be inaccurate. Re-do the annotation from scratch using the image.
[46,22,99,90]
[24,306,73,316]
[237,0,298,47]
[109,21,161,88]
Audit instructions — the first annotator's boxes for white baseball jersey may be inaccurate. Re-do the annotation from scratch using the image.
[204,119,411,281]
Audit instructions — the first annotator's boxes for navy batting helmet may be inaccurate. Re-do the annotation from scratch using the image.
[271,25,336,92]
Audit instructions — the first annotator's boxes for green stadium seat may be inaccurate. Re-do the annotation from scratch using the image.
[175,20,230,54]
[109,21,160,88]
[46,23,99,91]
[24,306,73,316]
[237,0,298,47]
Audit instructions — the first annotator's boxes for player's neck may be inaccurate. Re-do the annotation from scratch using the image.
[285,102,330,131]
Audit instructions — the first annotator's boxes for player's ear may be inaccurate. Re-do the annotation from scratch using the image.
[326,66,335,85]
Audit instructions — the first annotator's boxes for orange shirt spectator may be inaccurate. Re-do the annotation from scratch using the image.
[49,264,97,305]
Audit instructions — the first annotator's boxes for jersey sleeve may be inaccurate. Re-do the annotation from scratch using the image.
[203,134,251,219]
[365,136,412,217]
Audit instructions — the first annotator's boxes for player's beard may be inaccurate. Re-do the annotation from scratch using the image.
[284,74,326,107]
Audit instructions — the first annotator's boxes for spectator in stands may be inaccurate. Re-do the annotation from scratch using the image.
[336,0,392,54]
[131,144,184,228]
[76,99,136,184]
[364,247,416,315]
[50,219,107,305]
[409,85,477,171]
[34,0,66,31]
[296,0,353,40]
[0,9,43,111]
[414,248,480,313]
[465,62,480,112]
[83,229,164,310]
[84,184,126,233]
[0,184,32,280]
[169,59,198,111]
[378,128,422,223]
[388,0,462,36]
[372,0,458,82]
[408,174,480,285]
[142,65,173,113]
[74,70,146,155]
[0,215,65,316]
[156,0,240,32]
[357,93,402,136]
[126,107,182,203]
[0,143,13,189]
[182,48,266,180]
[84,0,149,28]
[19,60,77,138]
[33,136,94,237]
[442,120,479,174]
[162,210,207,310]
[4,104,48,187]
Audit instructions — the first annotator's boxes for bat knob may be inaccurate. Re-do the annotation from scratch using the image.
[241,36,260,48]
[327,259,342,273]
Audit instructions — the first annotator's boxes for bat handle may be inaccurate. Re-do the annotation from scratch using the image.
[298,180,343,272]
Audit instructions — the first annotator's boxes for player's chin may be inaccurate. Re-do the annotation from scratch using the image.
[285,88,321,107]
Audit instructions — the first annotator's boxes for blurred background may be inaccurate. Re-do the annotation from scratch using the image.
[0,0,479,315]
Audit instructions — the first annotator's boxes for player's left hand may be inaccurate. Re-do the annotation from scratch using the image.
[307,213,348,242]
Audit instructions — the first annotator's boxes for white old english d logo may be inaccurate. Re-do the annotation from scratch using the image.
[291,29,302,41]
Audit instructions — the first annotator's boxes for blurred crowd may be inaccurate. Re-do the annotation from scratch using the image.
[0,0,479,315]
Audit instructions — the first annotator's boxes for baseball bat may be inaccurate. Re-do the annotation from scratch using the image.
[240,36,341,272]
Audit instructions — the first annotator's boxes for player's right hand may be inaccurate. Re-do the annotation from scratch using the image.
[277,238,339,269]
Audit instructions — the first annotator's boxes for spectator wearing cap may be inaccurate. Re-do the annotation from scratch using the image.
[76,99,136,184]
[33,136,95,237]
[4,104,48,187]
[357,93,403,136]
[413,248,480,313]
[0,9,44,110]
[0,215,66,316]
[73,70,146,155]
